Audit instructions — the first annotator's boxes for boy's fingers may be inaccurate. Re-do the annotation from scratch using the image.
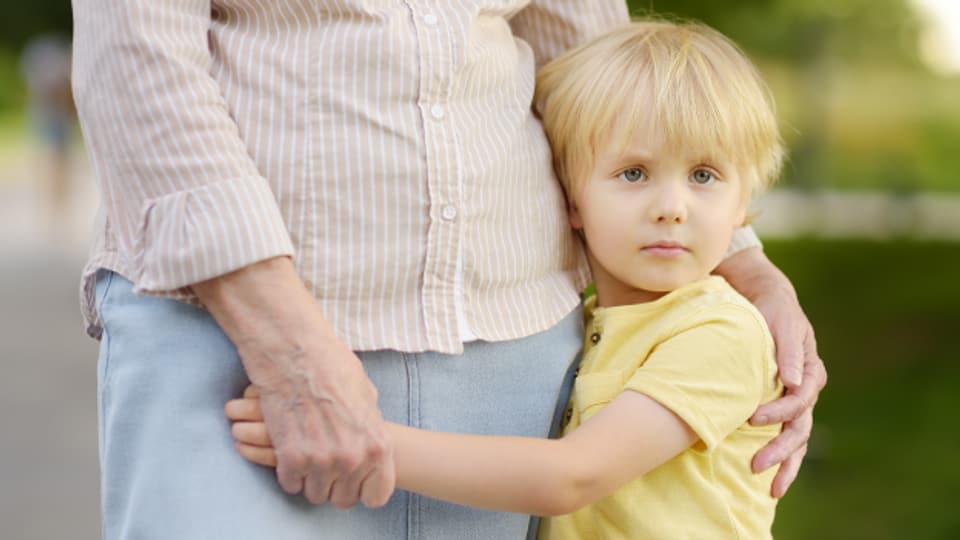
[231,421,273,447]
[236,442,279,467]
[225,399,265,421]
[243,384,260,398]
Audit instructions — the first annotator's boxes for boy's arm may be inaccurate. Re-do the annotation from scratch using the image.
[228,387,696,516]
[392,390,696,516]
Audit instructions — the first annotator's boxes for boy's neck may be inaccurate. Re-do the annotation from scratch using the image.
[594,287,666,308]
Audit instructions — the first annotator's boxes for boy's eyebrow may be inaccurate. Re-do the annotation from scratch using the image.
[608,149,656,166]
[606,149,732,171]
[619,150,654,161]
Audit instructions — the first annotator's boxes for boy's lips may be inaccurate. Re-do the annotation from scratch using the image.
[641,241,688,257]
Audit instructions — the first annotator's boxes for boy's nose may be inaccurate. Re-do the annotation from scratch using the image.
[650,184,687,224]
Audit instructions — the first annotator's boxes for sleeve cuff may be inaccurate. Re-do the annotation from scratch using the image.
[726,225,763,258]
[623,381,724,453]
[131,175,295,294]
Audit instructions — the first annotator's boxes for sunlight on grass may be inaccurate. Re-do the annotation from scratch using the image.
[766,239,960,540]
[0,109,29,172]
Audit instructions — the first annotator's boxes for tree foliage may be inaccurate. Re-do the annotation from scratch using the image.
[0,1,73,53]
[627,0,925,69]
[0,1,926,70]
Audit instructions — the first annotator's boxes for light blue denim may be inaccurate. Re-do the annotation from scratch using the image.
[95,270,582,540]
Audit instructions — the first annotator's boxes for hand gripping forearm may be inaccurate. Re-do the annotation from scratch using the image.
[193,257,396,508]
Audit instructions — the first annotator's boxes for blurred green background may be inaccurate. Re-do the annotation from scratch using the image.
[1,1,958,539]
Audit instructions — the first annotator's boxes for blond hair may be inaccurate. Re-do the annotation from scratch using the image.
[535,19,785,203]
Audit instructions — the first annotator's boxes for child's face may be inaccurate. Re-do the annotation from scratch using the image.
[570,127,748,307]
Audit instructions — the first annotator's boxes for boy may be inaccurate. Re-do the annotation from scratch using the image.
[229,19,787,538]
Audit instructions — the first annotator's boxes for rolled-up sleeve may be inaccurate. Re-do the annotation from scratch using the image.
[509,0,631,66]
[72,0,294,294]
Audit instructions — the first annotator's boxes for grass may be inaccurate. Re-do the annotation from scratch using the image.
[766,238,960,539]
[0,108,28,179]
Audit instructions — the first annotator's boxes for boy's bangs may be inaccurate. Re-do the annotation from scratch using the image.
[610,59,766,173]
[539,20,785,196]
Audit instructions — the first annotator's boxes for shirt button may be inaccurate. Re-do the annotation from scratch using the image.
[430,104,445,119]
[441,205,457,221]
[590,332,601,344]
[423,13,438,26]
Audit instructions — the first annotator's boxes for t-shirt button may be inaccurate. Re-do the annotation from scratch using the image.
[590,332,601,344]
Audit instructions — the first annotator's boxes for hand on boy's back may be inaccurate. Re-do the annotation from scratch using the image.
[226,386,281,468]
[748,294,824,498]
[724,251,827,499]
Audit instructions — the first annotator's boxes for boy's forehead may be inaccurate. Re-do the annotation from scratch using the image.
[596,77,755,165]
[597,120,732,168]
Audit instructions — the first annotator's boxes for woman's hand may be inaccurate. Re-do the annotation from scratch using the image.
[715,247,827,498]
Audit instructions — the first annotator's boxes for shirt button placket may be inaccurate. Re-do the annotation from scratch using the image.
[413,5,459,350]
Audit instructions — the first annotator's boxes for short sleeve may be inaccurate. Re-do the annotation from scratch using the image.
[623,305,772,452]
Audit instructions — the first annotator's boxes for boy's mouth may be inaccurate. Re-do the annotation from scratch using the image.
[641,241,688,257]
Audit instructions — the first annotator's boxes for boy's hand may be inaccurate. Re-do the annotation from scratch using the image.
[226,385,280,468]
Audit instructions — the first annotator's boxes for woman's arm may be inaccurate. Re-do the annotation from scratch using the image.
[73,0,295,292]
[228,387,696,516]
[74,2,396,507]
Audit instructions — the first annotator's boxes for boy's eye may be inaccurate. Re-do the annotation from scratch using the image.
[618,168,646,183]
[690,169,716,185]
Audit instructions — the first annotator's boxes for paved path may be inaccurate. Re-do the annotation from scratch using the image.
[752,189,960,241]
[1,147,101,540]
[0,252,100,540]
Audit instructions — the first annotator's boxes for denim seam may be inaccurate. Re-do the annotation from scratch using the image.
[97,271,117,402]
[95,270,116,540]
[402,352,421,540]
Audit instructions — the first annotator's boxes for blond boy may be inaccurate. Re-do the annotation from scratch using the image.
[229,20,789,539]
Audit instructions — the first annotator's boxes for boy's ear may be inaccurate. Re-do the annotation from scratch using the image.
[735,202,747,228]
[568,200,583,230]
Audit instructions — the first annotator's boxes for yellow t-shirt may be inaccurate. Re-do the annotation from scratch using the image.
[540,276,783,540]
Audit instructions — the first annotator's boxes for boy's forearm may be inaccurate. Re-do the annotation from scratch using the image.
[389,424,587,516]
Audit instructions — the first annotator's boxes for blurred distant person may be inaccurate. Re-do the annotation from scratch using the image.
[20,34,76,224]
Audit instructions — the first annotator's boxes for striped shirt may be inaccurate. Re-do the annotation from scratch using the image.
[73,1,760,353]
